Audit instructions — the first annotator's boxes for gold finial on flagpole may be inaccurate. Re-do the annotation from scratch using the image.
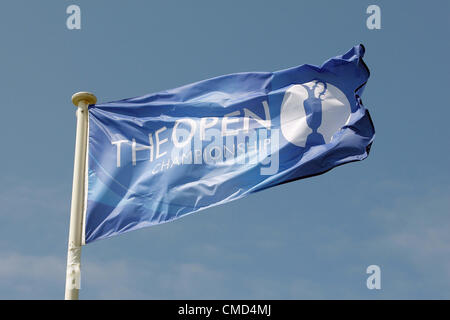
[72,92,97,107]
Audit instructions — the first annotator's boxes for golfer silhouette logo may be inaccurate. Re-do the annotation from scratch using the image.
[280,80,352,148]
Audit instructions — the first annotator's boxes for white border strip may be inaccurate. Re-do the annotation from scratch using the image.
[81,108,90,246]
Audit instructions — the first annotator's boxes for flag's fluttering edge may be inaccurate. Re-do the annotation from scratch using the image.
[83,44,375,244]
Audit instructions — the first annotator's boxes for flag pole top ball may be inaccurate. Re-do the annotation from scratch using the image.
[72,92,97,107]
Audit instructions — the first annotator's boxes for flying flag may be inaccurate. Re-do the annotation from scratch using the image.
[82,44,375,244]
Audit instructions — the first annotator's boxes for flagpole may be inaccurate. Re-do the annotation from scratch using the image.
[65,92,97,300]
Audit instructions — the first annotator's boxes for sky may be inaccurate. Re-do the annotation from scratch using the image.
[0,0,449,299]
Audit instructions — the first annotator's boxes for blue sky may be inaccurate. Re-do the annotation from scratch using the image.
[0,0,449,299]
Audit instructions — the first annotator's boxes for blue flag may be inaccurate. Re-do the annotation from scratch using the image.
[82,44,375,244]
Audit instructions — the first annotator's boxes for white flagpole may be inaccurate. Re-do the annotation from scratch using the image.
[65,92,97,300]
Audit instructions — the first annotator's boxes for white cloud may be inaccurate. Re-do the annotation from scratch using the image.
[0,252,65,299]
[361,185,450,297]
[1,179,448,299]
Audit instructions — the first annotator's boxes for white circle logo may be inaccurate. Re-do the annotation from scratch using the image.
[280,81,352,147]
